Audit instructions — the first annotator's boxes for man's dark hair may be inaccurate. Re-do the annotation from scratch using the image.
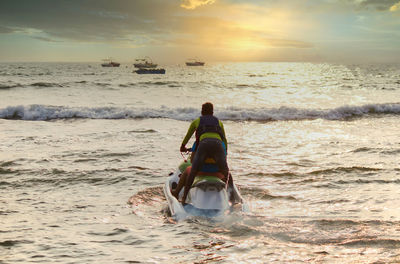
[201,102,213,115]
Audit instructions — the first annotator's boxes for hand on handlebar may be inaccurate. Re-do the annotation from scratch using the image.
[180,145,187,152]
[180,145,192,152]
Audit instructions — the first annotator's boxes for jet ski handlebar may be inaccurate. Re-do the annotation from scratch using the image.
[180,147,193,153]
[180,147,192,161]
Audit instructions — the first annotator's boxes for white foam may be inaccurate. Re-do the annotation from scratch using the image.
[1,103,400,121]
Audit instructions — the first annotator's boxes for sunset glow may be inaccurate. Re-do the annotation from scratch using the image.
[0,0,399,63]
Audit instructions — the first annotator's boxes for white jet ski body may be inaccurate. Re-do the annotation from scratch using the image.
[163,161,246,219]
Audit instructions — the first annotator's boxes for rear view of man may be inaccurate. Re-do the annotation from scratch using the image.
[180,102,229,204]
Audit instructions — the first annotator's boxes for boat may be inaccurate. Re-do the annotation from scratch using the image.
[185,59,205,66]
[163,159,247,220]
[134,68,165,74]
[101,58,120,67]
[133,57,158,68]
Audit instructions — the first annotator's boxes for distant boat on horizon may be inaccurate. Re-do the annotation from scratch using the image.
[134,68,165,74]
[101,58,120,67]
[133,57,157,68]
[185,58,205,66]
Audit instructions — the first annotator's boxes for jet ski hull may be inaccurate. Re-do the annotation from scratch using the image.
[163,163,247,220]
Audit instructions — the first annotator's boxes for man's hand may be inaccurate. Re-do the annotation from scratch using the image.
[180,145,187,152]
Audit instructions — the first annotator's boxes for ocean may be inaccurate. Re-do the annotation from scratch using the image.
[1,62,400,263]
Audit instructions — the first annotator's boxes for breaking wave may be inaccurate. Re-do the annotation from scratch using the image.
[0,83,21,89]
[30,82,63,87]
[1,103,400,121]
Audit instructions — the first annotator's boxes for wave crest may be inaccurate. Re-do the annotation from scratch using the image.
[1,103,400,121]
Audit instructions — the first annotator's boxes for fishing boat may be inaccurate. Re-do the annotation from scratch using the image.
[163,159,247,220]
[185,59,205,66]
[134,68,165,74]
[101,58,120,67]
[133,57,158,68]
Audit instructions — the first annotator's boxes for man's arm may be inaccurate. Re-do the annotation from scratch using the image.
[180,119,199,150]
[219,121,228,152]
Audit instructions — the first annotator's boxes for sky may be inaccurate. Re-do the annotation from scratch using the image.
[0,0,399,63]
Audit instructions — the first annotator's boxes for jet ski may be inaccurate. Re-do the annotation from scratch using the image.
[163,159,247,220]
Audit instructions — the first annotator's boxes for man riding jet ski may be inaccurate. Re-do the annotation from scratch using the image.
[179,102,232,205]
[163,103,245,219]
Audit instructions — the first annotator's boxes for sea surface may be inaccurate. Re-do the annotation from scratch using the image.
[1,62,400,263]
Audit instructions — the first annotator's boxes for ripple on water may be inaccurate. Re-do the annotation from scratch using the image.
[0,240,34,248]
[339,238,400,249]
[87,228,130,237]
[240,186,297,201]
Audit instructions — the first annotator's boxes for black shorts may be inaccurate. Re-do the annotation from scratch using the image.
[191,138,228,173]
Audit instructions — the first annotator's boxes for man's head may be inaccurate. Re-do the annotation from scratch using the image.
[201,102,213,115]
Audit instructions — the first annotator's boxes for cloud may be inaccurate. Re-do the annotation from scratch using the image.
[0,0,399,63]
[0,25,15,34]
[390,1,400,11]
[180,0,216,9]
[0,0,179,42]
[31,36,62,42]
[0,0,311,50]
[357,0,399,11]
